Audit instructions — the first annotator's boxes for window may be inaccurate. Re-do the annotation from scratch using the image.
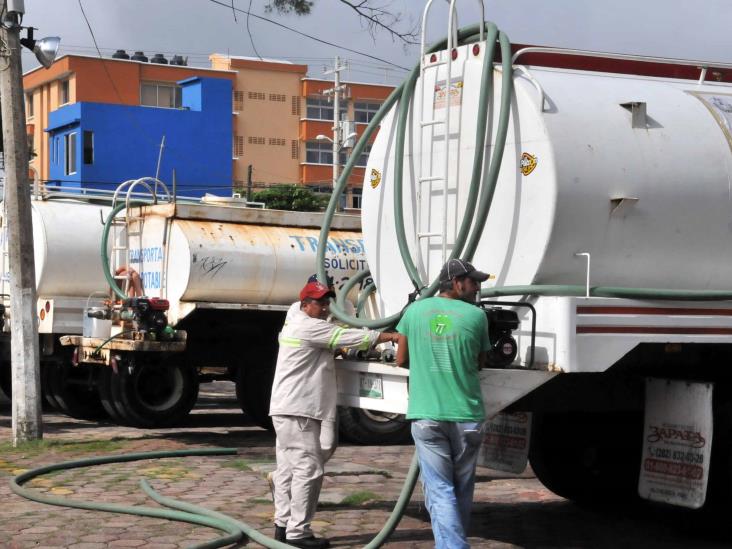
[269,93,286,102]
[234,135,244,157]
[233,90,244,111]
[25,93,33,118]
[140,81,182,108]
[305,96,346,120]
[268,138,286,146]
[355,144,372,167]
[65,132,77,175]
[291,96,300,116]
[83,131,94,165]
[352,187,363,209]
[354,101,381,124]
[59,80,70,105]
[248,91,265,100]
[291,139,299,159]
[305,141,346,165]
[248,136,265,145]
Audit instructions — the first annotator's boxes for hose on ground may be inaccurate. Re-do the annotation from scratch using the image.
[11,448,421,549]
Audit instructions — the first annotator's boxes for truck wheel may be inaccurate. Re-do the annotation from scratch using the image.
[236,363,275,431]
[529,411,643,505]
[98,366,132,425]
[116,358,199,428]
[46,362,107,420]
[337,406,411,445]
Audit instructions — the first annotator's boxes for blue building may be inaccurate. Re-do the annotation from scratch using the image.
[45,76,232,198]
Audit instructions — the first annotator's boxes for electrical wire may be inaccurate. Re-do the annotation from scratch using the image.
[207,0,410,71]
[245,0,263,60]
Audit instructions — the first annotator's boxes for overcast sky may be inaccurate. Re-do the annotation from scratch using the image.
[20,0,732,85]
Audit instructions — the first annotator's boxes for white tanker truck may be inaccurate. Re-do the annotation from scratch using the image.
[1,187,407,443]
[322,5,732,511]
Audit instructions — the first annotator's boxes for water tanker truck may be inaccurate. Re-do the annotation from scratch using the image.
[322,3,732,511]
[1,185,406,443]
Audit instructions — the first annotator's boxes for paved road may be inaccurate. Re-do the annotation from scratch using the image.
[0,383,729,548]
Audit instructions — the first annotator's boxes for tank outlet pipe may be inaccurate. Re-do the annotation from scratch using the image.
[11,448,421,549]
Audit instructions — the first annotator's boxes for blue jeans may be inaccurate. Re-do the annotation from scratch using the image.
[411,419,484,549]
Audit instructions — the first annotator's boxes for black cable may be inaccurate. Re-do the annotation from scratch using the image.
[246,0,262,60]
[207,0,410,70]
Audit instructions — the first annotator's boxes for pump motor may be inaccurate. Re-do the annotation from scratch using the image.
[484,307,519,368]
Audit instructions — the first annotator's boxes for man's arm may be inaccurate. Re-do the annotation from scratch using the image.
[395,334,409,367]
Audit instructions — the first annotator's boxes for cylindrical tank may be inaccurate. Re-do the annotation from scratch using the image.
[1,199,111,297]
[131,208,367,323]
[111,49,130,60]
[362,42,732,316]
[150,53,168,65]
[131,51,148,62]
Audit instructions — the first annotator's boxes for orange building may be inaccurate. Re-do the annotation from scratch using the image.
[23,54,235,183]
[24,53,394,209]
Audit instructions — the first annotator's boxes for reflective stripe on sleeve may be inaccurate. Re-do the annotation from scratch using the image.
[328,327,345,350]
[357,333,371,351]
[279,335,301,348]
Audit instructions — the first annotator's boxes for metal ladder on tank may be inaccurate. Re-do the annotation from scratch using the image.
[109,177,171,297]
[415,0,484,279]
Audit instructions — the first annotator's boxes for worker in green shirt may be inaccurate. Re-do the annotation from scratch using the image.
[395,258,490,549]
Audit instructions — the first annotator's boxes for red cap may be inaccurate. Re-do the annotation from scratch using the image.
[299,281,335,301]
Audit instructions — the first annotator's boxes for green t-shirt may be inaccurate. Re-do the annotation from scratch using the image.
[396,296,489,421]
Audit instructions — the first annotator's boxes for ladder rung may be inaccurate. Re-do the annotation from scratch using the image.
[420,119,445,127]
[417,232,442,238]
[419,176,442,183]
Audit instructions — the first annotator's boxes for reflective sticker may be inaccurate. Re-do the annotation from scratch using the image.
[520,152,537,176]
[370,168,382,189]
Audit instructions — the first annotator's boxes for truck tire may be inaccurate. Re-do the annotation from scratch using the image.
[337,406,411,445]
[116,357,199,428]
[45,362,107,420]
[236,361,275,431]
[529,411,643,505]
[97,366,131,425]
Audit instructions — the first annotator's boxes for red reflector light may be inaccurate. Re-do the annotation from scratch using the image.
[430,53,437,63]
[451,48,458,60]
[45,301,50,312]
[472,44,480,56]
[39,309,45,321]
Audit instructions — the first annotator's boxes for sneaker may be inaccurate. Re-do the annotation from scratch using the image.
[266,471,275,500]
[285,535,330,549]
[274,524,286,542]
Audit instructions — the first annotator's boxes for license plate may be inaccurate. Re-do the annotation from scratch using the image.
[359,373,383,399]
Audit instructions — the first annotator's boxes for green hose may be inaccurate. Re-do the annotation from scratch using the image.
[11,448,422,549]
[9,448,244,549]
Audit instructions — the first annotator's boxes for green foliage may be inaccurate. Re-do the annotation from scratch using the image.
[252,184,329,212]
[265,0,313,15]
[340,490,380,505]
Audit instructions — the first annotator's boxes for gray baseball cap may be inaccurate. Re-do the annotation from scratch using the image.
[439,259,490,283]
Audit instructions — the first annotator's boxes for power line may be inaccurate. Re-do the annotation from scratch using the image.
[206,0,410,71]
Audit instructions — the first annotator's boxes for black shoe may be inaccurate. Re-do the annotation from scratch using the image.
[285,535,330,548]
[274,525,286,542]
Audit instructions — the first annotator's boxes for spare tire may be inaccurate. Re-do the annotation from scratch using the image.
[338,406,411,445]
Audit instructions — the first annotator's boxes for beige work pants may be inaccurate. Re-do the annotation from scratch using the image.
[272,415,337,539]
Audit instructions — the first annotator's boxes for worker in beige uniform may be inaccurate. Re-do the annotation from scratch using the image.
[269,280,398,548]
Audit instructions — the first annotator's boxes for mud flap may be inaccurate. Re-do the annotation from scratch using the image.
[478,411,532,474]
[638,378,713,509]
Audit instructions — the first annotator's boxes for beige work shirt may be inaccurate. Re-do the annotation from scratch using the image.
[269,306,379,421]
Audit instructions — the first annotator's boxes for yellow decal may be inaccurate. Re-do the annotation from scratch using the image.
[370,168,382,189]
[520,152,537,176]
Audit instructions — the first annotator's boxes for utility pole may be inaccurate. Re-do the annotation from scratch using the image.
[323,56,347,198]
[246,163,253,202]
[0,10,43,444]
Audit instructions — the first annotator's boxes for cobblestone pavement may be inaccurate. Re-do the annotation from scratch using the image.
[0,383,730,548]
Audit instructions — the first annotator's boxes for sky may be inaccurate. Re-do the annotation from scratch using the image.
[19,0,732,85]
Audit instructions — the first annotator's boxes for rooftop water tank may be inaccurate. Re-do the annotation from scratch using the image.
[131,51,148,62]
[170,55,187,66]
[150,53,168,64]
[111,49,130,60]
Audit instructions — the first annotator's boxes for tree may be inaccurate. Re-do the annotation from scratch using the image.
[252,184,329,211]
[266,0,418,45]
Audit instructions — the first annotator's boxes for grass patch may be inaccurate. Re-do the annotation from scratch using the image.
[250,497,273,505]
[0,438,125,457]
[340,490,381,506]
[222,459,253,472]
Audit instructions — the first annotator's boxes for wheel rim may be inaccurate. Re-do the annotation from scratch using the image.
[131,364,185,412]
